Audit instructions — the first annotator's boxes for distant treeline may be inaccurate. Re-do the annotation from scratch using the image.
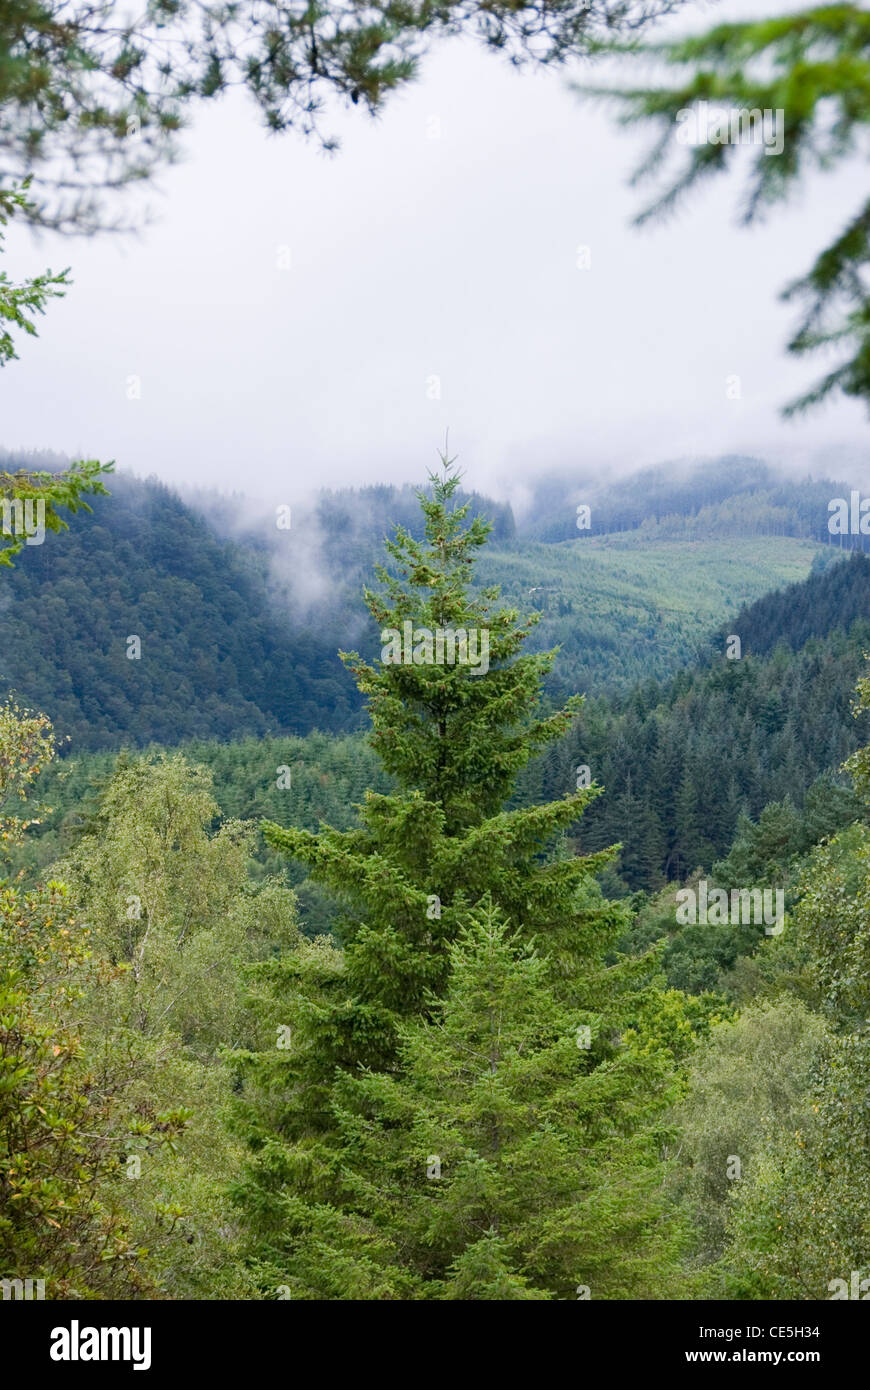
[519,456,870,548]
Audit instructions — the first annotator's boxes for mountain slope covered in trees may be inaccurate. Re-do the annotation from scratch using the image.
[0,463,827,748]
[548,554,870,891]
[7,465,870,1304]
[0,472,362,747]
[15,550,870,947]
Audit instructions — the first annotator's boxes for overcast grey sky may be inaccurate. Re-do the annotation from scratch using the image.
[3,0,869,509]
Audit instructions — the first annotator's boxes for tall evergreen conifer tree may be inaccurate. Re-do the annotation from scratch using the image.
[230,459,685,1298]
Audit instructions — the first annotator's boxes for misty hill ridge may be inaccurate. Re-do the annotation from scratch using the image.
[0,459,851,750]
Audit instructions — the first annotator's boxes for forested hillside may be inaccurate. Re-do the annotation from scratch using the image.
[477,534,822,703]
[546,554,870,890]
[16,548,869,944]
[0,461,828,748]
[0,472,364,746]
[7,467,870,1306]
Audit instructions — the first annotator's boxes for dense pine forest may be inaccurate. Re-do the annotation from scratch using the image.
[3,459,870,1303]
[4,0,870,1336]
